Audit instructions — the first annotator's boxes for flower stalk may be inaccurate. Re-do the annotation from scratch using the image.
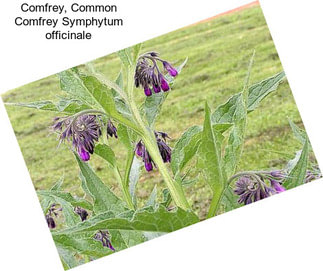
[127,65,190,210]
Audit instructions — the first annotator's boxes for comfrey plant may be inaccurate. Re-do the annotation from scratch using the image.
[9,45,321,269]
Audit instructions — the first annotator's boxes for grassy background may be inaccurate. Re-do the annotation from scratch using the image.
[2,5,310,218]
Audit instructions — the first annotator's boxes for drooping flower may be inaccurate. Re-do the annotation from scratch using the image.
[94,230,115,251]
[134,52,178,96]
[135,132,172,172]
[45,204,62,229]
[233,170,288,205]
[74,206,89,221]
[46,214,56,229]
[163,61,178,77]
[234,176,273,205]
[270,179,286,193]
[106,120,118,139]
[52,114,102,161]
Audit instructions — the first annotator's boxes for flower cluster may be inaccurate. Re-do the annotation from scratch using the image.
[52,115,118,161]
[135,131,172,172]
[45,204,62,229]
[93,230,115,251]
[134,52,178,96]
[234,170,286,205]
[74,206,89,221]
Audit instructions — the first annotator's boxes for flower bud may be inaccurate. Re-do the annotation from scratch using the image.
[163,61,178,77]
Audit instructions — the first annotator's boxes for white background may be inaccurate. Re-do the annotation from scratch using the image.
[0,0,322,270]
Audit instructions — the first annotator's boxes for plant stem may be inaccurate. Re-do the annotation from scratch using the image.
[126,67,190,210]
[113,167,135,210]
[207,186,225,218]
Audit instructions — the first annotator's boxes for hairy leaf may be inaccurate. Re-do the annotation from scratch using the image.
[94,144,116,168]
[199,103,225,192]
[171,125,202,174]
[284,140,309,189]
[74,154,126,214]
[38,190,93,211]
[129,156,141,207]
[288,119,308,145]
[53,205,199,235]
[7,99,90,115]
[145,185,158,207]
[247,71,285,112]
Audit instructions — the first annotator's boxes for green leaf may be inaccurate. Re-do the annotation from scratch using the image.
[38,190,93,211]
[57,247,78,270]
[288,119,308,145]
[53,205,199,235]
[247,71,285,112]
[129,156,142,207]
[53,231,113,258]
[145,185,157,207]
[6,99,90,115]
[94,144,116,168]
[284,140,309,189]
[117,124,133,150]
[38,191,80,227]
[171,125,202,174]
[118,48,133,67]
[221,187,241,212]
[211,71,286,123]
[74,154,126,214]
[199,103,225,192]
[161,189,172,208]
[144,92,169,127]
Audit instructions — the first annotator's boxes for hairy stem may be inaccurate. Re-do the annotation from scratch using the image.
[126,66,190,210]
[113,167,135,210]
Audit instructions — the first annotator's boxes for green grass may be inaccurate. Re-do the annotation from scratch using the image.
[2,5,311,218]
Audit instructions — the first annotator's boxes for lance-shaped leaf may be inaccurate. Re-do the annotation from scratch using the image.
[171,125,202,174]
[222,94,248,177]
[199,102,225,192]
[221,187,241,212]
[57,247,79,270]
[74,154,126,214]
[288,119,309,145]
[94,144,116,168]
[6,99,90,115]
[39,192,80,227]
[38,190,93,211]
[211,71,286,124]
[53,205,199,235]
[284,140,309,189]
[247,71,286,112]
[129,156,142,207]
[145,185,158,207]
[143,58,188,127]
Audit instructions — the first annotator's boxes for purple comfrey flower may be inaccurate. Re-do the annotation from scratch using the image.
[234,176,274,205]
[135,132,172,172]
[74,206,89,221]
[45,204,62,229]
[52,114,102,161]
[94,230,115,251]
[46,215,56,229]
[134,52,177,96]
[135,141,144,157]
[144,86,152,96]
[106,120,118,139]
[270,179,286,193]
[163,61,178,77]
[159,74,170,91]
[270,170,286,180]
